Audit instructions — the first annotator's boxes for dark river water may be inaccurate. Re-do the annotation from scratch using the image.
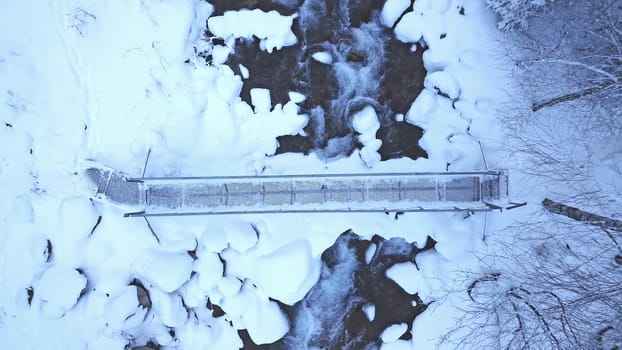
[205,0,427,162]
[194,1,431,349]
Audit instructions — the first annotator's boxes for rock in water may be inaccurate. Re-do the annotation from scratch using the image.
[269,230,434,349]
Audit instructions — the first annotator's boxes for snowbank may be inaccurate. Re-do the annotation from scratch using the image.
[381,0,412,27]
[352,106,382,167]
[222,239,319,305]
[134,251,194,293]
[0,0,506,348]
[208,9,298,53]
[386,261,419,294]
[36,266,87,318]
[381,323,408,343]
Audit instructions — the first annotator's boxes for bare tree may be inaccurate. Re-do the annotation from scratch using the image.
[501,0,622,209]
[442,1,622,349]
[486,0,554,31]
[443,205,622,349]
[521,1,622,113]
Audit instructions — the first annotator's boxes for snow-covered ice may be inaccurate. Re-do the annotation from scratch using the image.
[36,266,87,318]
[222,238,319,305]
[134,251,194,293]
[381,323,408,343]
[386,261,420,294]
[149,288,188,327]
[238,64,249,79]
[241,285,290,344]
[425,71,461,99]
[362,303,376,321]
[102,285,149,330]
[288,91,306,104]
[250,88,272,114]
[311,51,333,64]
[381,0,412,27]
[365,242,378,264]
[352,106,382,167]
[194,251,224,291]
[208,9,298,53]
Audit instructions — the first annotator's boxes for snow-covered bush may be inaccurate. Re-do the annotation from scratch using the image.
[487,0,553,31]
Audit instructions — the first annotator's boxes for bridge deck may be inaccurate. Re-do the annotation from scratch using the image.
[86,168,509,217]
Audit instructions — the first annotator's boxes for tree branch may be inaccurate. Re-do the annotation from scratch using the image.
[536,59,617,80]
[542,198,622,232]
[531,80,616,111]
[509,288,562,349]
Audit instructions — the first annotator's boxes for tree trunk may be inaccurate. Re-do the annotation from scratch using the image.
[542,198,622,231]
[531,80,615,112]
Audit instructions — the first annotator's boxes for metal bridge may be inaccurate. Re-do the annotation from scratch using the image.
[86,167,510,217]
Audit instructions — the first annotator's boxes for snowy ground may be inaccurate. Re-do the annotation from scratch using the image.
[0,0,508,349]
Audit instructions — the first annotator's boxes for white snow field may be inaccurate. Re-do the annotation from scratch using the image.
[0,0,507,349]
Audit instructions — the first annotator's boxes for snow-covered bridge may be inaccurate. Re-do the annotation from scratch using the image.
[86,167,510,217]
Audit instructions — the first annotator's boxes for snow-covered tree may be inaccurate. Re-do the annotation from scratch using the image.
[486,0,554,31]
[506,0,621,208]
[443,1,622,348]
[443,201,622,349]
